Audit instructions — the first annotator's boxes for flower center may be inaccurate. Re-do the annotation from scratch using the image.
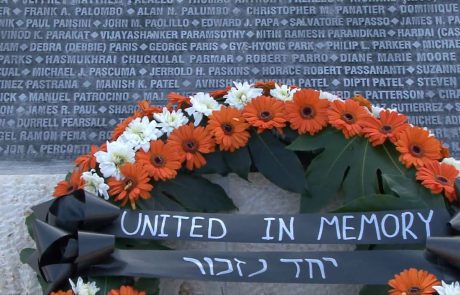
[300,105,315,119]
[113,153,129,167]
[124,180,134,191]
[151,155,165,167]
[222,123,234,135]
[410,144,423,157]
[342,113,355,123]
[380,125,393,134]
[260,110,273,121]
[436,175,449,185]
[404,286,422,295]
[183,139,198,153]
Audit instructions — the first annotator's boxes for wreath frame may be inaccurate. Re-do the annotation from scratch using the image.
[21,81,460,295]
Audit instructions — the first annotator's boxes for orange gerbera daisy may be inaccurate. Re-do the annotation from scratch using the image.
[53,170,83,197]
[166,92,190,109]
[388,268,440,295]
[50,290,73,295]
[395,127,442,168]
[108,285,146,295]
[112,116,135,141]
[327,99,371,139]
[210,86,231,99]
[74,145,99,171]
[255,80,277,95]
[361,110,409,146]
[167,124,215,170]
[207,106,250,152]
[135,100,162,117]
[284,89,329,135]
[136,140,182,181]
[107,163,153,209]
[242,95,286,133]
[351,94,372,111]
[416,161,458,202]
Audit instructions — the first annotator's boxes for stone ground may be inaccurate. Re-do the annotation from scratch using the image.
[0,173,361,295]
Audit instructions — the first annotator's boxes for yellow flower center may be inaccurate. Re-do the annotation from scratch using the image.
[124,180,134,191]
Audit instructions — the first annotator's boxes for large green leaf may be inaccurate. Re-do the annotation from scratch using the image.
[195,149,230,176]
[19,248,34,264]
[138,184,186,212]
[223,147,251,180]
[383,174,445,208]
[288,128,407,211]
[153,173,236,212]
[333,194,420,213]
[25,213,35,238]
[249,131,305,193]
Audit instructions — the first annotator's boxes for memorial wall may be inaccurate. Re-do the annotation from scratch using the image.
[0,0,459,170]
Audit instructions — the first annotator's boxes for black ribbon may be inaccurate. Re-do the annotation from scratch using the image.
[32,190,119,232]
[27,190,460,293]
[425,211,460,274]
[28,219,115,293]
[34,190,452,245]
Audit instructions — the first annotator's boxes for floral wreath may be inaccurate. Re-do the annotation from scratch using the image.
[23,81,460,295]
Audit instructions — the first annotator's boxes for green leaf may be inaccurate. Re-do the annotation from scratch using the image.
[299,190,327,213]
[359,285,389,295]
[138,185,186,212]
[333,194,420,213]
[37,275,49,294]
[249,131,305,193]
[19,248,34,264]
[158,173,236,212]
[25,213,35,238]
[288,128,408,211]
[223,147,251,180]
[382,174,445,208]
[195,149,230,176]
[135,278,160,295]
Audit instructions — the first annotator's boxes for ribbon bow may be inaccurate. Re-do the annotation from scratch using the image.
[27,219,115,293]
[33,189,120,232]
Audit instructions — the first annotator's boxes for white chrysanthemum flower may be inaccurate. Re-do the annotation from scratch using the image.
[370,105,398,118]
[319,90,343,102]
[270,83,299,101]
[371,105,385,118]
[433,281,460,295]
[154,107,189,135]
[119,116,163,152]
[94,141,135,180]
[185,92,221,126]
[422,126,436,137]
[442,157,460,177]
[224,81,263,109]
[69,277,100,295]
[81,169,109,200]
